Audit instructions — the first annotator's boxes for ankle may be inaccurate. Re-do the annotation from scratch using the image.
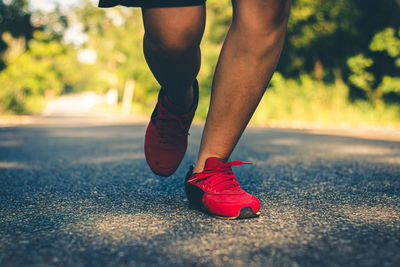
[164,84,194,113]
[193,154,228,173]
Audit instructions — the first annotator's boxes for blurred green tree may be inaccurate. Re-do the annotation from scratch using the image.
[279,0,400,92]
[0,3,104,114]
[0,0,34,70]
[0,0,399,124]
[347,27,400,106]
[74,1,158,110]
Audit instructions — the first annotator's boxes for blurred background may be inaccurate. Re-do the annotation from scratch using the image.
[0,0,399,126]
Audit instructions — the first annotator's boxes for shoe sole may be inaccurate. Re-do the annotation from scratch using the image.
[152,169,175,177]
[213,206,261,220]
[189,204,260,220]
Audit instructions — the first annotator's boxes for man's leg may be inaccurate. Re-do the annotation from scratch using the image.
[193,0,290,172]
[142,5,206,110]
[142,5,206,176]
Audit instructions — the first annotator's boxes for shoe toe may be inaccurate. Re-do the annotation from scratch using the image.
[145,153,182,177]
[203,192,260,218]
[145,145,186,177]
[144,119,189,177]
[249,194,261,213]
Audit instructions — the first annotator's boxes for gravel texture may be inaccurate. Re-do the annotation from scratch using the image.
[0,121,399,266]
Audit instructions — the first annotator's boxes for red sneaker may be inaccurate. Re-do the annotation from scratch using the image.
[185,157,261,219]
[144,80,199,177]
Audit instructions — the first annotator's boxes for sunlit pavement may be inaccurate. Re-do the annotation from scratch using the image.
[0,92,147,127]
[0,115,399,266]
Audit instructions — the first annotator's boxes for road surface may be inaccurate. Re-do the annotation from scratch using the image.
[0,117,399,266]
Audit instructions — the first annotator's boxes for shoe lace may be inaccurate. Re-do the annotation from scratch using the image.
[189,161,252,192]
[156,109,191,144]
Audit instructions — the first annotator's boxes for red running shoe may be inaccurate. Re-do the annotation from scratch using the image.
[145,80,199,177]
[185,157,261,219]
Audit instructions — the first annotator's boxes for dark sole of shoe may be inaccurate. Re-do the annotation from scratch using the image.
[152,170,173,177]
[189,204,260,220]
[213,206,261,220]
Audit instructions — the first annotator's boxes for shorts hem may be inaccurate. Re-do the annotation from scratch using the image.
[98,0,206,8]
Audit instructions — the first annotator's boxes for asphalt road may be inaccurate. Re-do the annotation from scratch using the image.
[1,118,399,267]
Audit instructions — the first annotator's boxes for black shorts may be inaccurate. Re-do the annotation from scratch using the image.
[98,0,206,8]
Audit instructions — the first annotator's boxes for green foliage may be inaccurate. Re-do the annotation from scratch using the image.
[0,30,106,114]
[370,27,400,78]
[381,76,400,94]
[251,72,400,126]
[0,0,399,126]
[74,2,158,105]
[280,0,400,80]
[206,0,231,43]
[0,2,108,114]
[346,27,400,105]
[370,28,400,58]
[0,0,34,70]
[347,54,375,100]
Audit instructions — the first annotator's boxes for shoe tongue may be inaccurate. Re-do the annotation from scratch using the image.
[204,157,225,170]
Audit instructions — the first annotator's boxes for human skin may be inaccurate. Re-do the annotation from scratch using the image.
[193,0,291,172]
[141,5,205,111]
[141,0,291,173]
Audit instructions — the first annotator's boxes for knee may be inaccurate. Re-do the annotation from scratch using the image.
[145,24,204,59]
[233,0,291,39]
[268,0,291,29]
